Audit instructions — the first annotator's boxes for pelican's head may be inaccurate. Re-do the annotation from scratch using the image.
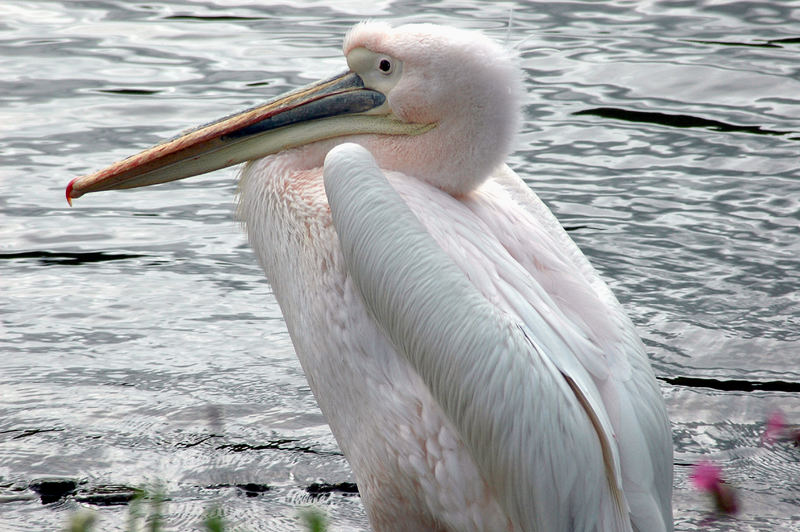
[67,22,521,202]
[343,22,521,194]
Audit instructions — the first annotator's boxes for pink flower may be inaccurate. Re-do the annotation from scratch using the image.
[690,461,722,492]
[762,409,800,446]
[762,410,786,445]
[690,461,739,515]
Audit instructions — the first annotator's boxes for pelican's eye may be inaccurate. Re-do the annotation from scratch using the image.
[346,48,402,93]
[378,58,393,74]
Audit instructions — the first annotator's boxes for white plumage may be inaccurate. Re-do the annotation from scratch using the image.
[68,22,673,532]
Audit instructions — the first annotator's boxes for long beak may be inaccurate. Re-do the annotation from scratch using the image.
[66,71,431,204]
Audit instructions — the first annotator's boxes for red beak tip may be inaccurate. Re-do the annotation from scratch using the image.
[66,178,76,206]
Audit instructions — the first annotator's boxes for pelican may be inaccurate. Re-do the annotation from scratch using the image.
[67,22,673,531]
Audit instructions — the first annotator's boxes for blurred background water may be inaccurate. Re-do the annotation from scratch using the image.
[1,1,799,530]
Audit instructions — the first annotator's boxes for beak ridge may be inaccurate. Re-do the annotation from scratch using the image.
[66,71,410,202]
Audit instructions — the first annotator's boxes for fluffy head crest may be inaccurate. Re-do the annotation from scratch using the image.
[343,22,522,195]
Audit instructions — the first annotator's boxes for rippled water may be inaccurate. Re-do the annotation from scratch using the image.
[2,1,799,530]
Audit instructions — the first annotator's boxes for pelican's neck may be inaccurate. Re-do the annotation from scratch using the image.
[236,145,331,282]
[370,113,517,196]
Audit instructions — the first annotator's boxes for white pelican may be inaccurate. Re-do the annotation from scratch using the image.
[67,22,673,531]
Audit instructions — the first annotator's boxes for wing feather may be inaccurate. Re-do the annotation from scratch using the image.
[479,164,674,532]
[324,144,641,531]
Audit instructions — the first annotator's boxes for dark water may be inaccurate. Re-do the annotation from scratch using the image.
[2,1,799,530]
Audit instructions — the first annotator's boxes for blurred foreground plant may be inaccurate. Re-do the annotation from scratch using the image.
[66,486,328,531]
[298,506,327,532]
[689,461,738,516]
[762,410,800,446]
